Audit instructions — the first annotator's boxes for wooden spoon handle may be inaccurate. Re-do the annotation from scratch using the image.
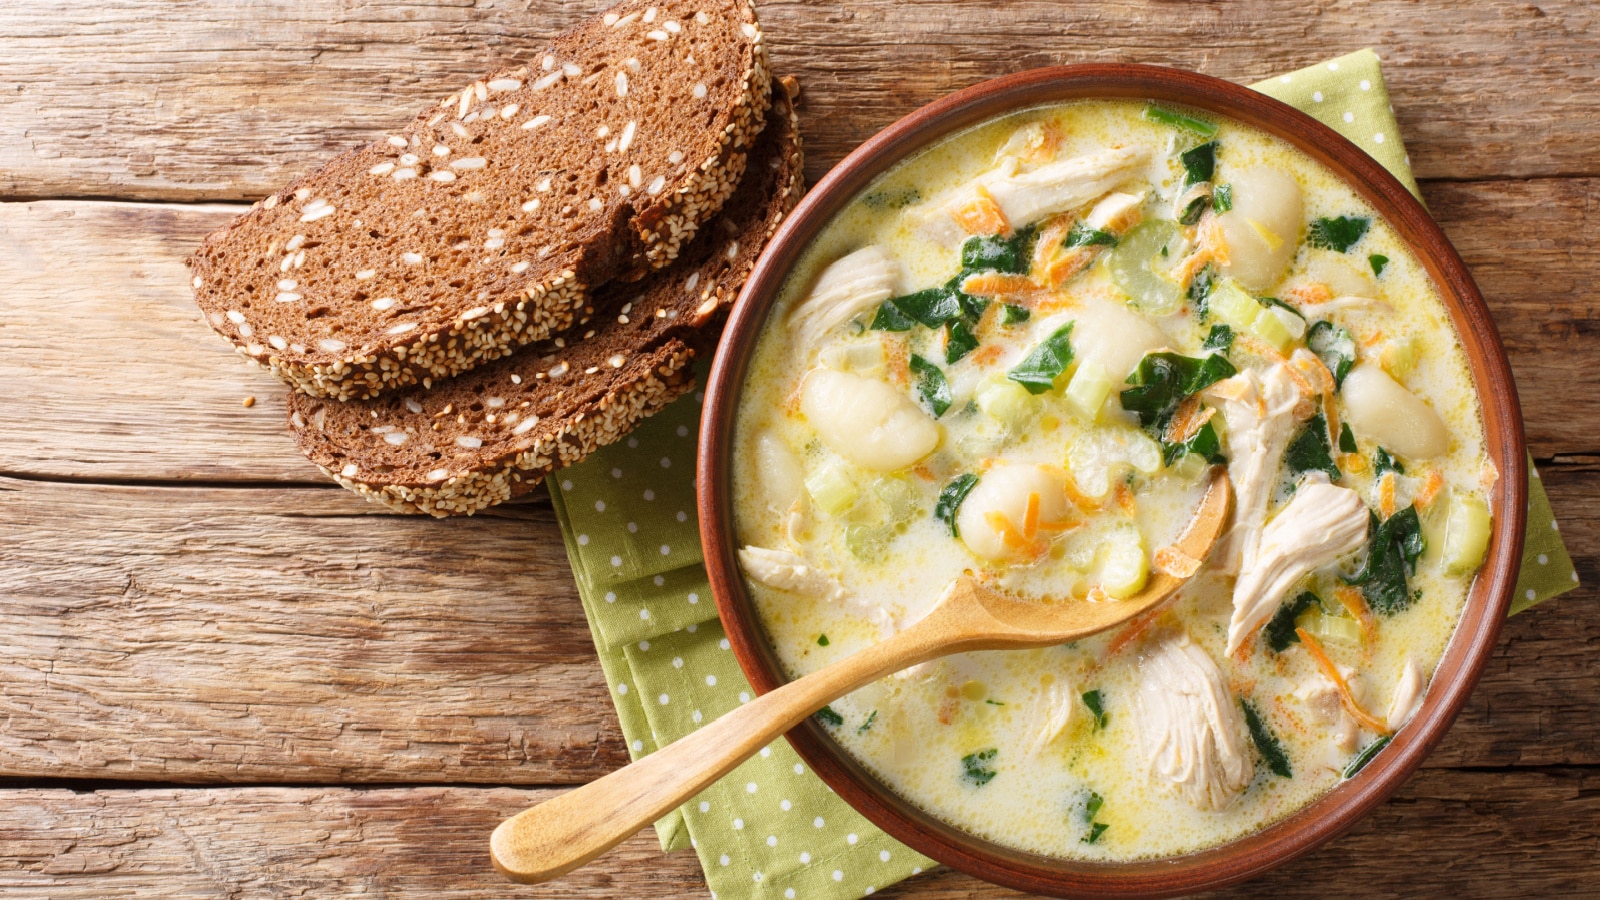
[489,621,949,883]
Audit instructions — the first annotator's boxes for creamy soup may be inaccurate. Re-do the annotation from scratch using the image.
[731,99,1493,861]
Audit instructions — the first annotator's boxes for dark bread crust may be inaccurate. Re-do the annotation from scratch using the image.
[192,0,771,400]
[289,83,804,516]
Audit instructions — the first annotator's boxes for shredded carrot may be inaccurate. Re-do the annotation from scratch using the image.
[1021,121,1063,166]
[1233,333,1288,363]
[1063,473,1105,511]
[1114,481,1137,517]
[936,692,959,726]
[882,335,910,389]
[912,464,937,483]
[1105,606,1165,658]
[1022,492,1041,540]
[1295,627,1391,735]
[1044,249,1095,288]
[1378,471,1398,519]
[1203,214,1230,266]
[1152,546,1202,578]
[1030,214,1076,275]
[1335,586,1378,655]
[1344,452,1369,474]
[1284,281,1333,309]
[953,186,1011,236]
[1164,395,1213,445]
[960,272,1043,299]
[985,511,1031,549]
[1293,352,1342,448]
[970,344,1005,367]
[1359,329,1386,349]
[1415,470,1446,509]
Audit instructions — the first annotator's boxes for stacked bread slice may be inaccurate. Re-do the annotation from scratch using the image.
[190,0,804,515]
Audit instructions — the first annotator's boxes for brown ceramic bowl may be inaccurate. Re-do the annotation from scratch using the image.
[697,64,1526,897]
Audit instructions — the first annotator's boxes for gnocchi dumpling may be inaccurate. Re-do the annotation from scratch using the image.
[1341,363,1450,460]
[956,463,1072,562]
[799,368,940,472]
[1216,167,1303,291]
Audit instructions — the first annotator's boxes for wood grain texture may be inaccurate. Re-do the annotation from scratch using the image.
[2,1,1599,201]
[0,475,631,784]
[2,175,1594,484]
[3,768,1598,897]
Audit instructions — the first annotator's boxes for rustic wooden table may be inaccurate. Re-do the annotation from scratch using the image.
[2,1,1595,896]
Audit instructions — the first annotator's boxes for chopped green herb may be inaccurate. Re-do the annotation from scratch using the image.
[1085,822,1110,844]
[1347,506,1425,614]
[935,473,981,537]
[1119,351,1238,430]
[869,299,916,332]
[1374,447,1405,475]
[945,320,979,364]
[1307,320,1357,387]
[985,698,1006,706]
[816,634,830,647]
[1343,735,1392,778]
[1307,215,1371,253]
[1143,103,1218,138]
[1163,419,1225,467]
[1065,221,1118,249]
[1180,141,1218,188]
[858,710,878,733]
[1082,690,1108,730]
[1202,323,1235,353]
[961,748,999,786]
[1369,253,1390,277]
[1285,412,1342,481]
[1266,591,1321,653]
[861,187,921,210]
[1000,304,1031,327]
[1213,183,1234,213]
[1339,422,1358,454]
[1241,699,1293,778]
[909,353,952,417]
[1081,790,1104,823]
[1007,322,1076,394]
[815,705,844,728]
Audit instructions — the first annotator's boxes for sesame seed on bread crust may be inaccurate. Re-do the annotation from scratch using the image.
[192,0,771,401]
[289,81,804,516]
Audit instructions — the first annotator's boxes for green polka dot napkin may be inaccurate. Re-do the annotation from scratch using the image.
[545,48,1577,899]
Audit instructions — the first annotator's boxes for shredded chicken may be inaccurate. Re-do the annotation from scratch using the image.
[917,146,1151,245]
[1387,657,1425,730]
[1133,632,1253,811]
[1293,663,1368,753]
[1293,295,1395,320]
[1226,483,1369,655]
[1022,681,1075,760]
[787,246,900,346]
[1202,363,1304,575]
[737,546,895,634]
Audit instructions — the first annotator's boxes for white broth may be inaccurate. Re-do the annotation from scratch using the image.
[731,99,1490,861]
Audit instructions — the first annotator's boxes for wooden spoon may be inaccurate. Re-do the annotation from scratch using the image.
[490,472,1231,884]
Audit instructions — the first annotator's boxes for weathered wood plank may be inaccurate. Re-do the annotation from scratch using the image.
[0,475,633,784]
[0,467,1593,784]
[3,768,1598,897]
[2,176,1595,484]
[3,1,1599,201]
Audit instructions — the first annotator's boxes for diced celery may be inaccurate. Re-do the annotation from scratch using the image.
[1249,305,1299,354]
[975,375,1038,428]
[1170,451,1210,481]
[1063,360,1112,421]
[1098,531,1149,600]
[872,476,921,526]
[1108,221,1184,314]
[1441,492,1492,577]
[1209,279,1261,331]
[1381,335,1422,379]
[1296,608,1362,645]
[806,458,859,516]
[845,523,892,560]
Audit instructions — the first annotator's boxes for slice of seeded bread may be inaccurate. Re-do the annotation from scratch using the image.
[288,81,803,516]
[192,0,771,401]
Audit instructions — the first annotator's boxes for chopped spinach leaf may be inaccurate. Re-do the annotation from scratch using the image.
[1307,215,1372,253]
[1000,304,1031,327]
[1285,412,1342,481]
[890,287,964,329]
[1307,320,1357,388]
[909,354,953,417]
[1065,221,1118,249]
[1242,699,1293,778]
[952,285,991,322]
[1346,506,1425,614]
[861,187,921,210]
[1181,141,1218,186]
[1202,323,1235,353]
[1213,182,1234,213]
[1007,322,1076,394]
[1343,735,1392,779]
[815,705,844,728]
[1119,351,1238,430]
[1163,419,1225,467]
[960,225,1037,275]
[935,474,981,537]
[869,299,916,332]
[1368,253,1390,277]
[961,748,999,786]
[858,710,878,733]
[945,320,979,364]
[816,634,830,647]
[1266,591,1321,653]
[1178,193,1209,226]
[1374,447,1405,475]
[1339,422,1358,453]
[1081,789,1104,823]
[1258,296,1306,320]
[1085,822,1110,844]
[1188,265,1217,319]
[1142,103,1218,138]
[1082,690,1109,730]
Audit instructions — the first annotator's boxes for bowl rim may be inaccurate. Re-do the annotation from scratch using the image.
[697,63,1526,898]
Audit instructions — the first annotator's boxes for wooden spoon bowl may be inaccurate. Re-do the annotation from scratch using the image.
[698,64,1526,898]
